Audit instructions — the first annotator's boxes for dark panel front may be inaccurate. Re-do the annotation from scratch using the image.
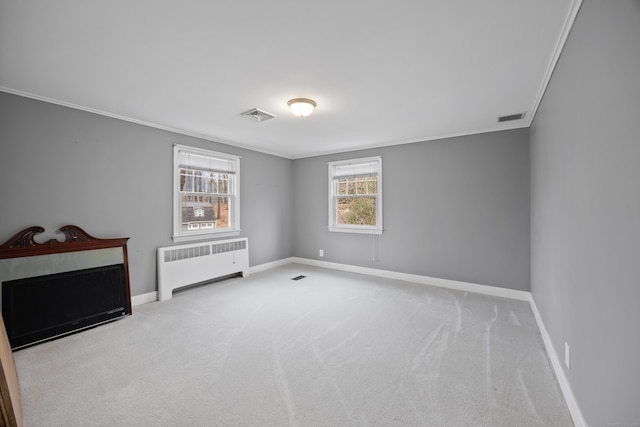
[2,264,130,349]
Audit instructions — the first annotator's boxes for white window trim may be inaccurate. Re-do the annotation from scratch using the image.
[328,156,383,235]
[173,144,241,243]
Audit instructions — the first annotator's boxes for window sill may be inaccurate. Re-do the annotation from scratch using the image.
[173,230,241,243]
[328,226,383,235]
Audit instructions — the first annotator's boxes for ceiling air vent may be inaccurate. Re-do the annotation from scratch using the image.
[241,108,276,122]
[498,112,526,123]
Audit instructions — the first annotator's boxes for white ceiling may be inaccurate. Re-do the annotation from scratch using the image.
[0,1,579,159]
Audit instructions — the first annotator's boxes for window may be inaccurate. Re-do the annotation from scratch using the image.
[173,144,240,242]
[328,156,382,234]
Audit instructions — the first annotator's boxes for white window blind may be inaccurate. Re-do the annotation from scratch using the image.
[177,149,238,174]
[331,160,379,180]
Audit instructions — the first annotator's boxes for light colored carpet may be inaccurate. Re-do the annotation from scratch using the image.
[14,264,573,426]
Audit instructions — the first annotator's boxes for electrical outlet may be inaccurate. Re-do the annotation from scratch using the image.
[564,342,570,369]
[319,249,324,257]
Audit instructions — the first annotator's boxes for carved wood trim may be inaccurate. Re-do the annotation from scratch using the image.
[0,225,129,260]
[0,226,45,250]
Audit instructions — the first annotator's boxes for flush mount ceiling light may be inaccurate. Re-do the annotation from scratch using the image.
[287,98,316,117]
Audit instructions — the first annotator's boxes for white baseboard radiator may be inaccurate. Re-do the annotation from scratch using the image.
[157,237,249,301]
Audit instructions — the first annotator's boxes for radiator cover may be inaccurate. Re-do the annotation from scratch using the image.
[157,238,249,301]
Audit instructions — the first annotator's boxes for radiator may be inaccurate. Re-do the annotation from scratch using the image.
[157,237,249,301]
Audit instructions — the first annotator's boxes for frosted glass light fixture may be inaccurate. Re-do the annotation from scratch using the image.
[287,98,316,117]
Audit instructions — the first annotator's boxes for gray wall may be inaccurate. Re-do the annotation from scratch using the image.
[294,128,530,291]
[530,1,640,425]
[0,90,530,299]
[0,92,294,297]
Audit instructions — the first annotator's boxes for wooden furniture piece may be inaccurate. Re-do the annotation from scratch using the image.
[0,313,22,427]
[0,225,132,425]
[0,225,132,349]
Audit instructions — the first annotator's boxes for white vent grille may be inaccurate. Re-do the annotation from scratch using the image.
[164,244,210,262]
[498,112,526,123]
[241,108,276,122]
[163,240,247,263]
[211,239,246,254]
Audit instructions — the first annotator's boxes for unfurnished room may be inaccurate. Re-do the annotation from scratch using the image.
[0,1,638,426]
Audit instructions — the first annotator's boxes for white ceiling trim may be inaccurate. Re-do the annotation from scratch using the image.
[0,86,294,160]
[3,85,532,160]
[292,123,531,159]
[4,82,537,159]
[0,0,582,160]
[527,0,583,126]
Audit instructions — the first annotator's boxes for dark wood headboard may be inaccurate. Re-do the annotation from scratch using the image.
[0,225,132,426]
[0,225,130,259]
[0,225,131,312]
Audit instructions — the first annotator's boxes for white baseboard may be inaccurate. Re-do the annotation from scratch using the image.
[290,257,531,301]
[131,291,157,306]
[141,255,586,426]
[287,257,585,426]
[248,257,296,275]
[529,296,587,427]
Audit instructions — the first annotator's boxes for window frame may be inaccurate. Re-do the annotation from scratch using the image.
[173,144,241,242]
[328,156,383,234]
